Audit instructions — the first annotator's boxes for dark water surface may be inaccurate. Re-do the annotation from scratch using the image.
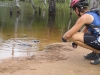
[0,1,76,59]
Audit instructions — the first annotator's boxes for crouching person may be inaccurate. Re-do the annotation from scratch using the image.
[62,0,100,65]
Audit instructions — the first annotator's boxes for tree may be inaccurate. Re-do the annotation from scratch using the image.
[44,0,47,4]
[48,0,56,28]
[14,0,20,7]
[48,0,56,15]
[89,0,100,9]
[29,0,36,11]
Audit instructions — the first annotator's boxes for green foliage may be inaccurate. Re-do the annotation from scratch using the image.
[0,0,77,32]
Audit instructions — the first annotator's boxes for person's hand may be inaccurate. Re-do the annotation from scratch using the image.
[62,37,67,42]
[72,42,78,48]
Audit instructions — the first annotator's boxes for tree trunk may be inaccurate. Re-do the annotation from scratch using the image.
[29,0,36,11]
[15,0,20,7]
[14,0,20,14]
[48,0,56,16]
[89,0,100,9]
[44,0,47,4]
[48,0,56,28]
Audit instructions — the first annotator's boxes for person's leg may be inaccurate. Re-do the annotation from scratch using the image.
[71,32,100,53]
[71,32,100,65]
[74,41,100,53]
[73,41,98,60]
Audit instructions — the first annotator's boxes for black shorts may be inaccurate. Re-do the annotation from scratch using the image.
[84,33,100,50]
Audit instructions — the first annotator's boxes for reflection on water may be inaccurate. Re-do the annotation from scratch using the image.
[0,2,75,59]
[0,38,39,59]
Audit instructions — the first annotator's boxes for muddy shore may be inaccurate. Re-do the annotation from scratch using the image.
[0,42,100,75]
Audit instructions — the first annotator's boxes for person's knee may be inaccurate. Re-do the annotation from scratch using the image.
[71,32,84,42]
[71,34,78,41]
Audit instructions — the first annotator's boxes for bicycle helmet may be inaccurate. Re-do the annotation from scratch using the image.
[70,0,88,10]
[70,0,88,16]
[70,0,79,8]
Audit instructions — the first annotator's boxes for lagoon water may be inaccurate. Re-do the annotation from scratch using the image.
[0,1,76,59]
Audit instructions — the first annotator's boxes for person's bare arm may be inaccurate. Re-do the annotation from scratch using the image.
[63,14,94,40]
[81,26,88,33]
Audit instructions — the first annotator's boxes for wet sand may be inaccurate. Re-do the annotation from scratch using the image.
[0,43,100,75]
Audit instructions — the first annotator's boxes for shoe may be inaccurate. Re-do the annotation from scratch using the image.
[84,52,97,60]
[90,54,100,65]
